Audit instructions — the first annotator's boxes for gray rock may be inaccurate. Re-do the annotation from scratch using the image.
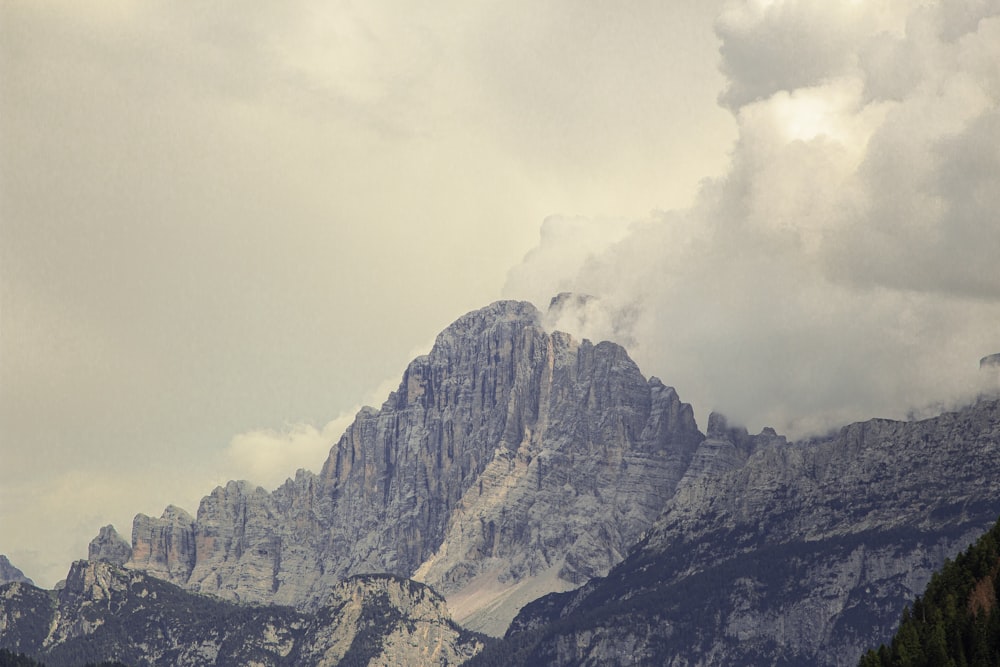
[497,398,1000,666]
[88,525,132,565]
[113,300,704,635]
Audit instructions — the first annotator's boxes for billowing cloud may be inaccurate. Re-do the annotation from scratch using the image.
[505,0,1000,437]
[1,1,732,584]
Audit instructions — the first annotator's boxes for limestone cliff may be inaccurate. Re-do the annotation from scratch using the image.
[115,300,703,634]
[485,398,1000,666]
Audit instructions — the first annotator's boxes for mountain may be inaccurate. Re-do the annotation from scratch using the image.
[88,526,131,566]
[0,557,33,587]
[471,398,1000,666]
[0,560,486,667]
[858,512,1000,666]
[109,300,704,635]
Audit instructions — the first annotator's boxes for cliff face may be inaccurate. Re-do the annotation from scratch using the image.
[487,398,1000,666]
[118,300,704,634]
[0,560,485,667]
[88,525,132,566]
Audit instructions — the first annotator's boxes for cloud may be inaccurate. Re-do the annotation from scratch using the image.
[223,359,428,489]
[0,467,229,589]
[505,0,1000,437]
[3,0,738,589]
[224,422,346,490]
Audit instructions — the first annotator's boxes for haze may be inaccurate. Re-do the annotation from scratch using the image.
[2,0,998,589]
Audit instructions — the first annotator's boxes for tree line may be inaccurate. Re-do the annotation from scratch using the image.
[859,514,1000,667]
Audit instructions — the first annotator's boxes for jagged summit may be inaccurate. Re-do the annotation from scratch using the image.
[443,299,542,335]
[104,298,703,635]
[0,559,485,666]
[547,292,595,313]
[6,298,1000,666]
[88,525,131,565]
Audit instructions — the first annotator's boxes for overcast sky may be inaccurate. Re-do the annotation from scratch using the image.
[2,0,998,588]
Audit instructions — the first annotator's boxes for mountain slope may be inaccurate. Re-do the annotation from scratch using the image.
[473,398,1000,666]
[0,560,486,667]
[114,300,704,634]
[858,512,1000,666]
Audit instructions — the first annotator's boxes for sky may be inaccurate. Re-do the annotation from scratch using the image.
[1,0,998,588]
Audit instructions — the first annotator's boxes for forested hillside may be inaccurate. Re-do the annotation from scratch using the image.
[859,514,1000,667]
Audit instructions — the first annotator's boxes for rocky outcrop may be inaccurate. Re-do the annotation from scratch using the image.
[87,525,131,566]
[0,560,486,666]
[114,300,704,635]
[129,504,197,583]
[483,398,1000,666]
[0,556,33,586]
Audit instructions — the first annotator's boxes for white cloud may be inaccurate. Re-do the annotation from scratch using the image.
[505,0,1000,437]
[224,422,345,490]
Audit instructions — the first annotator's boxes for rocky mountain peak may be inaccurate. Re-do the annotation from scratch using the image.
[88,525,132,565]
[431,300,541,348]
[107,298,704,635]
[0,559,487,666]
[546,292,595,316]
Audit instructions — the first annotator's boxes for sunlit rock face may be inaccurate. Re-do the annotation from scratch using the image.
[115,300,704,635]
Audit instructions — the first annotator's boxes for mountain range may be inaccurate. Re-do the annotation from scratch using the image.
[2,298,998,666]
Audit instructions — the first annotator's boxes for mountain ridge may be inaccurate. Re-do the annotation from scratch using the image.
[475,397,1000,666]
[106,299,705,635]
[3,298,998,665]
[0,559,487,666]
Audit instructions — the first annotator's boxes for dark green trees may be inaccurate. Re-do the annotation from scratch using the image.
[859,515,1000,667]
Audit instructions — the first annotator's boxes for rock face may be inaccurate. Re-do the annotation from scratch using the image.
[0,556,33,586]
[116,300,704,634]
[0,560,485,666]
[481,398,1000,666]
[87,525,132,566]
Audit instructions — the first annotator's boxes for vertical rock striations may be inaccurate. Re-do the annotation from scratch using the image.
[488,398,1000,666]
[116,300,704,634]
[88,525,132,566]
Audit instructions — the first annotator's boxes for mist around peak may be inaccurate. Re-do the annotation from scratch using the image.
[504,1,1000,439]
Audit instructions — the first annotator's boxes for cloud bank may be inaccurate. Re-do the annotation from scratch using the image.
[505,0,1000,436]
